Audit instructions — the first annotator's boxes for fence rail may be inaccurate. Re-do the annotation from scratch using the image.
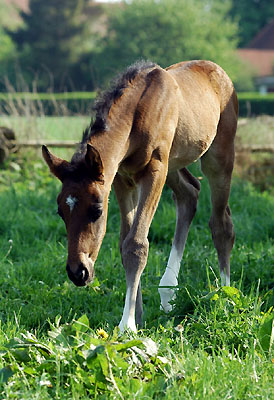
[235,145,274,153]
[11,140,274,154]
[1,127,274,164]
[11,140,77,148]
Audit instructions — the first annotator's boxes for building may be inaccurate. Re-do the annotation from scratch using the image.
[238,19,274,93]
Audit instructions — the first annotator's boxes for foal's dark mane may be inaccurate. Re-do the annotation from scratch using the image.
[71,60,156,164]
[91,60,156,134]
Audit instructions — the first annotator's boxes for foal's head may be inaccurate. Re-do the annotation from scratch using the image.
[42,144,108,287]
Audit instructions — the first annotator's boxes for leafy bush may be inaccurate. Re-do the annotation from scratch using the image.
[1,315,170,398]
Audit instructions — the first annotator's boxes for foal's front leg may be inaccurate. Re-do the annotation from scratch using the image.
[118,157,168,333]
[113,175,142,328]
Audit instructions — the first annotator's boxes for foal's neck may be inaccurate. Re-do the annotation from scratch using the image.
[88,80,147,188]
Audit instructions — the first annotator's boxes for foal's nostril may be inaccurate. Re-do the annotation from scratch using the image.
[75,263,89,281]
[66,263,89,286]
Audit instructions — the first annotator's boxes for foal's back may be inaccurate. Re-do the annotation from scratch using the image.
[165,60,237,171]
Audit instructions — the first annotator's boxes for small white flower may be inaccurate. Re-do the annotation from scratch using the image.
[39,379,52,387]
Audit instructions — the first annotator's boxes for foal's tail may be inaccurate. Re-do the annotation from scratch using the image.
[180,168,201,191]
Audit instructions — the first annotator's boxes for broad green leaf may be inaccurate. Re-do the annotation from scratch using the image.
[48,327,70,349]
[72,314,90,333]
[97,351,109,378]
[5,337,25,348]
[23,366,37,375]
[258,311,274,353]
[10,349,31,363]
[113,355,129,372]
[89,277,100,289]
[129,378,142,393]
[36,361,56,373]
[114,339,143,352]
[0,367,13,384]
[86,345,105,368]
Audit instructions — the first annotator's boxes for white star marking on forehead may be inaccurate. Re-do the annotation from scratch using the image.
[66,195,78,212]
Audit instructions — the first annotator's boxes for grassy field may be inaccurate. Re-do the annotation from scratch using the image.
[2,114,274,142]
[0,117,273,399]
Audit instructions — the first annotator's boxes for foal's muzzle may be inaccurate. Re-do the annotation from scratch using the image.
[66,262,94,287]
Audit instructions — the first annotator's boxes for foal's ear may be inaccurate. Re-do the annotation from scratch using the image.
[42,145,70,182]
[85,144,104,183]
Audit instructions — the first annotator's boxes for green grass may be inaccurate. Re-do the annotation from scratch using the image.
[1,115,273,144]
[0,115,90,142]
[0,116,90,160]
[0,149,273,399]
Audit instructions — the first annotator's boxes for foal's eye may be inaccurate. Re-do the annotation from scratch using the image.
[87,204,102,223]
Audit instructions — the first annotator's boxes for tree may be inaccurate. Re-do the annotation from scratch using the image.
[92,0,242,87]
[0,0,21,91]
[8,0,103,91]
[229,0,274,47]
[0,0,17,64]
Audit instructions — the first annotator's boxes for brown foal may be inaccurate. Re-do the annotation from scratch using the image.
[42,60,238,332]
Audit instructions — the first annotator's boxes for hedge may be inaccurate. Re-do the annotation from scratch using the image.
[0,91,273,117]
[0,92,96,116]
[238,92,274,116]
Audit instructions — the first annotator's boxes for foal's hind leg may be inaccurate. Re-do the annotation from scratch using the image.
[201,122,236,286]
[159,168,200,312]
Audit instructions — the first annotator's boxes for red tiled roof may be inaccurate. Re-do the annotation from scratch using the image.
[5,0,29,12]
[237,49,274,77]
[248,19,274,50]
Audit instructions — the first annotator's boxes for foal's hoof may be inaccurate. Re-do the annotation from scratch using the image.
[118,320,137,334]
[160,302,173,313]
[158,286,176,313]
